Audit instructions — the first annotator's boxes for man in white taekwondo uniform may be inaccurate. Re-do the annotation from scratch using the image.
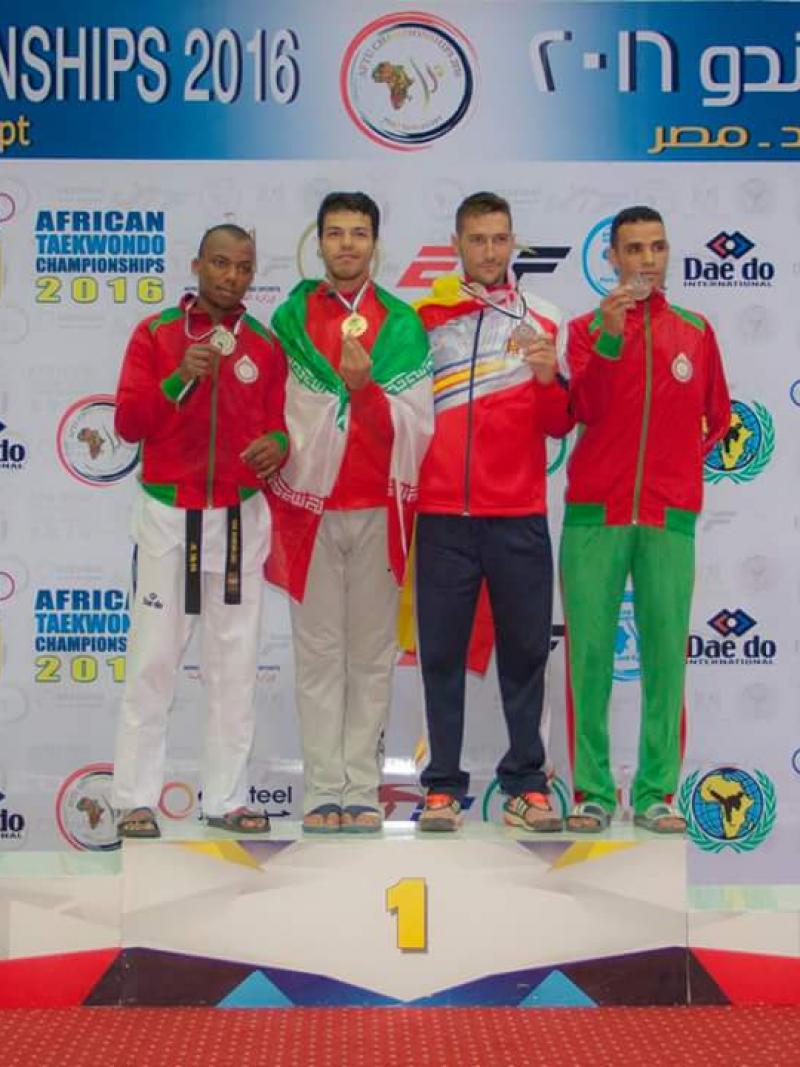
[111,225,288,838]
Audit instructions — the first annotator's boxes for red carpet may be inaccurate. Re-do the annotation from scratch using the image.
[1,1007,799,1066]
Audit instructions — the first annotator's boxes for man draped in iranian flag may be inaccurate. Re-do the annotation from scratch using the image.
[266,192,433,834]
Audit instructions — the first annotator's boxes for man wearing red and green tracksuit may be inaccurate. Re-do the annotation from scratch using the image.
[414,191,572,833]
[562,206,731,835]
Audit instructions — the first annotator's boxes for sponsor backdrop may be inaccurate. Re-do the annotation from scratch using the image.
[0,2,797,889]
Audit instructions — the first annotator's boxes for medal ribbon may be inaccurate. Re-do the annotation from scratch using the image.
[183,296,246,346]
[459,281,529,322]
[329,277,370,320]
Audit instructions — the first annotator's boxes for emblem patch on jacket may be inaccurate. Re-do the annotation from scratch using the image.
[672,353,693,382]
[234,355,258,384]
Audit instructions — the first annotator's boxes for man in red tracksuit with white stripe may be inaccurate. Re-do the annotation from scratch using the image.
[562,205,731,835]
[414,192,572,832]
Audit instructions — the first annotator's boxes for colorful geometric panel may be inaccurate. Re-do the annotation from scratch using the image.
[235,842,297,867]
[258,965,399,1007]
[176,841,264,871]
[218,971,294,1008]
[561,948,688,1005]
[90,948,256,1006]
[551,841,639,871]
[408,965,555,1007]
[514,842,575,866]
[692,949,800,1006]
[686,951,731,1006]
[519,970,597,1008]
[0,949,119,1008]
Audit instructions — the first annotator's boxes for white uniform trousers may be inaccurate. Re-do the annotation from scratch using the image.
[291,508,398,813]
[112,498,267,818]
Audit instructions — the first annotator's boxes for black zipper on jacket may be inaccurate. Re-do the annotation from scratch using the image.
[463,309,484,515]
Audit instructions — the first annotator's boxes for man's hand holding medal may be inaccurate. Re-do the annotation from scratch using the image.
[177,342,219,383]
[508,322,557,385]
[337,299,371,392]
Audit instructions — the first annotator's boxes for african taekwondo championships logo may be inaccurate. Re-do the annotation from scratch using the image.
[341,12,478,150]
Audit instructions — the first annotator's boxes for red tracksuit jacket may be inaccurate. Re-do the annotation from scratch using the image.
[566,290,730,527]
[115,295,287,509]
[416,280,571,516]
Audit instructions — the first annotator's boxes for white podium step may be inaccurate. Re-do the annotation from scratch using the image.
[2,823,799,1007]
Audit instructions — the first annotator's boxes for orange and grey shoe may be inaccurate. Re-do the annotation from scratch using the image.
[503,791,563,833]
[417,792,462,832]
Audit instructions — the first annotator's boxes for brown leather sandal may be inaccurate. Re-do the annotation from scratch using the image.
[117,806,161,839]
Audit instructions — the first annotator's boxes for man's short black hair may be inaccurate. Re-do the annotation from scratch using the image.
[610,206,664,248]
[316,192,380,239]
[455,191,513,234]
[197,223,254,257]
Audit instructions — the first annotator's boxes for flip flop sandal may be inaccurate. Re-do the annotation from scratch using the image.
[206,807,270,834]
[341,805,382,834]
[634,802,687,834]
[566,801,612,834]
[117,806,161,839]
[302,804,342,834]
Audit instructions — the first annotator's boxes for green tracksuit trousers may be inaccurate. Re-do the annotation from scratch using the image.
[560,523,694,815]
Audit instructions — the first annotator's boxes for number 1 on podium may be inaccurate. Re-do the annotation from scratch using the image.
[386,877,428,952]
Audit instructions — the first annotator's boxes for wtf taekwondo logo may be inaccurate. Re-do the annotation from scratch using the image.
[684,230,775,288]
[704,399,774,485]
[397,245,571,289]
[688,608,777,666]
[341,12,478,150]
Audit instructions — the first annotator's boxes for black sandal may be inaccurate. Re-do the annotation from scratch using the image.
[117,806,161,839]
[206,807,270,834]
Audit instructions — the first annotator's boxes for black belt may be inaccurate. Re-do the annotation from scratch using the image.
[184,505,242,615]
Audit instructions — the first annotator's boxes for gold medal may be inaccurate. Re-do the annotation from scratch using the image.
[210,325,236,356]
[341,312,368,339]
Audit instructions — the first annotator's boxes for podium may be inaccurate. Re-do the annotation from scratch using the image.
[1,822,798,1007]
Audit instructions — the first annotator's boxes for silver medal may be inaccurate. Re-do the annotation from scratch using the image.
[211,326,236,356]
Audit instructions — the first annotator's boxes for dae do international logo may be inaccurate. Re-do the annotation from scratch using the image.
[56,394,138,487]
[688,607,776,667]
[679,766,776,853]
[0,788,26,843]
[0,420,27,471]
[704,399,774,485]
[684,231,775,289]
[340,12,478,150]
